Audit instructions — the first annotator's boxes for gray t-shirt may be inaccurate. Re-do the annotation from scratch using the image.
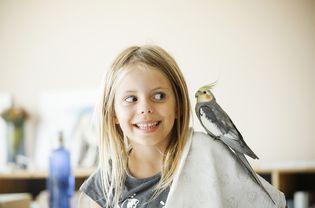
[80,169,169,208]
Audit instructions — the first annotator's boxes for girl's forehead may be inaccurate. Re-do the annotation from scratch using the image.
[115,65,173,92]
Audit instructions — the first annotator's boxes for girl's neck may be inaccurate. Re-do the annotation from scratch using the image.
[127,145,165,179]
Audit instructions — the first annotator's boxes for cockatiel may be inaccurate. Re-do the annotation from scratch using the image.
[195,84,275,204]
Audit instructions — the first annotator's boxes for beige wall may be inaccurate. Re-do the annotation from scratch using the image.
[1,0,315,167]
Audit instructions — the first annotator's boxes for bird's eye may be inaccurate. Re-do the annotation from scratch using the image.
[203,91,207,94]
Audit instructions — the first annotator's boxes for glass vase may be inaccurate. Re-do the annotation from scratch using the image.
[6,122,25,164]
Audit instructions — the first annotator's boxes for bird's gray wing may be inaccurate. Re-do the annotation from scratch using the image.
[207,101,259,159]
[218,134,258,159]
[197,104,222,138]
[210,101,241,137]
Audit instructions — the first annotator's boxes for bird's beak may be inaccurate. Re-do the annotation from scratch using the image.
[195,90,201,98]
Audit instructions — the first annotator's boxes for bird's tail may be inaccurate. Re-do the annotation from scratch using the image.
[235,152,276,205]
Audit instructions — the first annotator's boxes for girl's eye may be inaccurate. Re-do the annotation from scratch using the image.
[125,96,137,103]
[153,92,166,101]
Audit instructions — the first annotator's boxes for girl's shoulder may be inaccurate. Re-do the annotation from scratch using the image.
[80,169,106,207]
[188,129,237,165]
[191,130,228,151]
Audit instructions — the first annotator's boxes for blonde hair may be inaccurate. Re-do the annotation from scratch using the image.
[98,45,191,207]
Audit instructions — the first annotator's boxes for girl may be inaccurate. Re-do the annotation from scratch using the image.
[80,45,286,208]
[80,45,190,208]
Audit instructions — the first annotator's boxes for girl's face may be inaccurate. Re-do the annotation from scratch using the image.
[114,65,177,150]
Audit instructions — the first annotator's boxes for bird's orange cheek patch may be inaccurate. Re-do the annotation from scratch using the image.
[206,94,212,100]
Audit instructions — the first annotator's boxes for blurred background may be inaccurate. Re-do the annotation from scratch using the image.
[0,0,315,207]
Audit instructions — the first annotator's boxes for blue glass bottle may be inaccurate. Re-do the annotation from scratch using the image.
[48,132,75,208]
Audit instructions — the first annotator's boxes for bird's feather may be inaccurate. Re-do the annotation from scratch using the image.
[199,102,258,159]
[200,108,222,137]
[195,88,274,204]
[234,151,276,204]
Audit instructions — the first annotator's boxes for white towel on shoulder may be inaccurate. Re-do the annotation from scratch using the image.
[165,128,286,208]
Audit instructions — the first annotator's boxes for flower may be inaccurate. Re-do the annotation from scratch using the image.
[1,106,28,125]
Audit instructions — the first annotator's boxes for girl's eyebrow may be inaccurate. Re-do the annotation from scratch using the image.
[151,87,170,91]
[124,90,136,93]
[123,87,170,93]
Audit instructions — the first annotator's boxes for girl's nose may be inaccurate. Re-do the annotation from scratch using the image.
[138,100,153,114]
[140,109,153,114]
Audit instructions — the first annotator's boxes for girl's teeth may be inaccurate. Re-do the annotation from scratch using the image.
[136,122,159,129]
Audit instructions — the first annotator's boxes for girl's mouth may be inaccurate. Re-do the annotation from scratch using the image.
[134,121,161,132]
